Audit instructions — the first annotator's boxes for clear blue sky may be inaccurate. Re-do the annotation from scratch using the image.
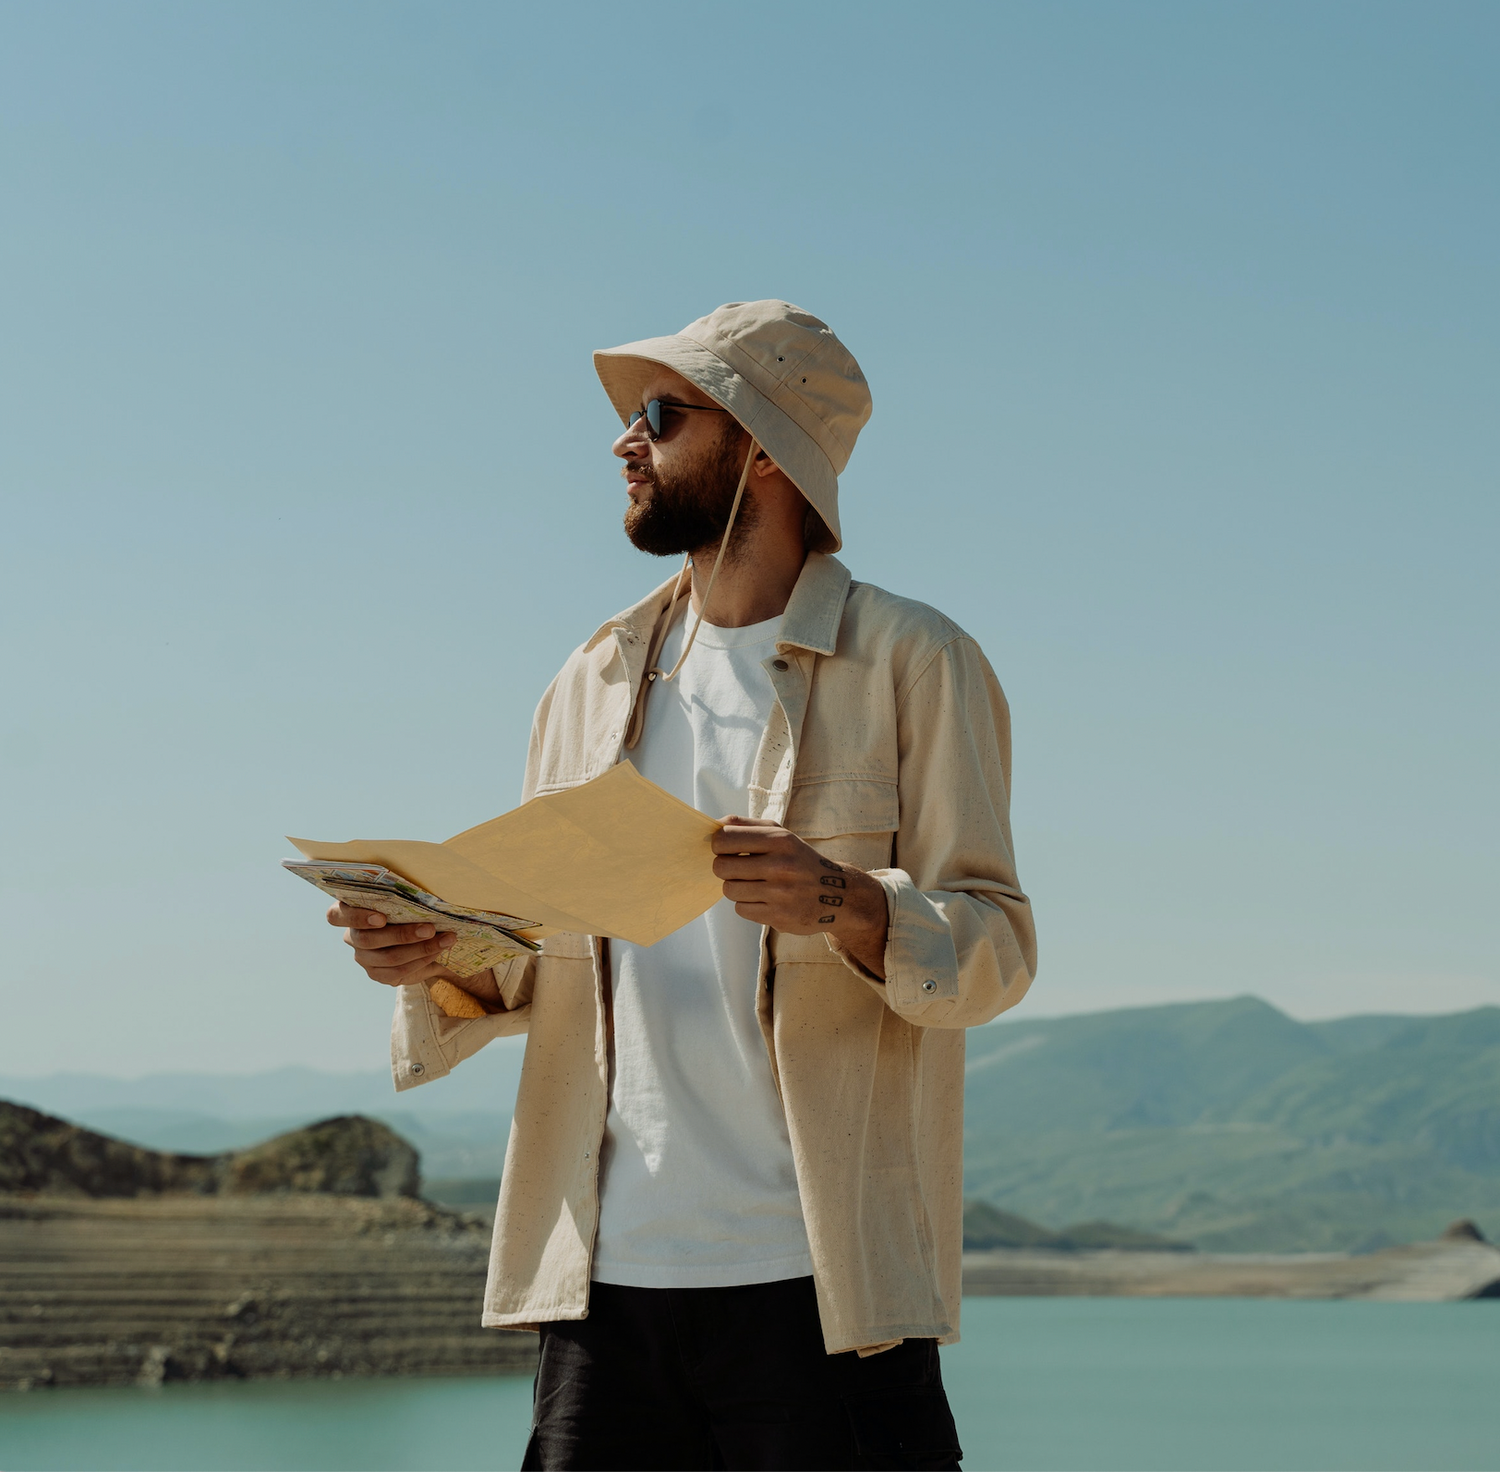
[2,1,1495,1075]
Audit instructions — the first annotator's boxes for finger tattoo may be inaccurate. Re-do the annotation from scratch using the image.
[820,875,846,888]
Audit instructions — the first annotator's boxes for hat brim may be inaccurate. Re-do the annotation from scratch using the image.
[594,335,842,551]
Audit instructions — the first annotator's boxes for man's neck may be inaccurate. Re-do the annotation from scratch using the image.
[685,537,807,629]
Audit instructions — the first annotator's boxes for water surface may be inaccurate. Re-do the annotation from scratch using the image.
[2,1299,1496,1471]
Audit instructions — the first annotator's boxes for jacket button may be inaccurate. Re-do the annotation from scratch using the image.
[772,658,789,671]
[921,980,938,994]
[410,1062,425,1075]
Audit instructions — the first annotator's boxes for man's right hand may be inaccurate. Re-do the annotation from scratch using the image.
[326,903,460,989]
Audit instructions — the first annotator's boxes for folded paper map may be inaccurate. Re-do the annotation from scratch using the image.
[286,760,725,952]
[282,858,541,979]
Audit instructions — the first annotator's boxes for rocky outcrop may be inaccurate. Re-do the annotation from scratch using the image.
[0,1102,417,1201]
[962,1200,1057,1249]
[962,1198,1193,1252]
[1441,1218,1487,1242]
[219,1116,419,1200]
[0,1101,218,1197]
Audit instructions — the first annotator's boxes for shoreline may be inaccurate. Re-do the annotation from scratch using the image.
[962,1237,1500,1300]
[4,1196,1497,1392]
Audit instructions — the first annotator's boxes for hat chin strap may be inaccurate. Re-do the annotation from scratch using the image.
[653,437,758,684]
[623,438,757,750]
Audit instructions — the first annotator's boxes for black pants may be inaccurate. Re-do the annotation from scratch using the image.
[521,1276,962,1471]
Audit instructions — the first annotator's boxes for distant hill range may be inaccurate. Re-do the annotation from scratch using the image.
[963,996,1500,1252]
[4,997,1497,1252]
[0,1038,526,1181]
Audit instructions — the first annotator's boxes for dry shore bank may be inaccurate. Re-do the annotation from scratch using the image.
[963,1227,1500,1300]
[0,1194,534,1391]
[5,1197,1497,1392]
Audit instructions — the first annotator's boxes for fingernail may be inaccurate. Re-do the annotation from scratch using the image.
[367,913,386,926]
[416,925,435,939]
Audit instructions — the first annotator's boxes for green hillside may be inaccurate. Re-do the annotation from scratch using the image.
[960,1199,1191,1252]
[962,997,1500,1252]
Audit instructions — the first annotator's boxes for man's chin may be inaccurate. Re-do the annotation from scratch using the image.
[623,510,690,558]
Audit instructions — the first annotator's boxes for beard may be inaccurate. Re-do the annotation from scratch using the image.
[623,421,758,560]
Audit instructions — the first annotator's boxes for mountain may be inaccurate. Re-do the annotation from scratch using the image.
[0,1038,525,1121]
[962,996,1500,1252]
[0,1101,419,1200]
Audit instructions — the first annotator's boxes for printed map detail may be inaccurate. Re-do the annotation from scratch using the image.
[282,860,540,978]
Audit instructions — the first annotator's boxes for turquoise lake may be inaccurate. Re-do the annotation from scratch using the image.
[3,1299,1498,1471]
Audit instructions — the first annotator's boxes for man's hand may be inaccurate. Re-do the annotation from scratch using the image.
[325,904,503,1005]
[711,819,888,979]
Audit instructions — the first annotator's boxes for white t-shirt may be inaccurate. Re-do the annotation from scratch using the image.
[590,606,813,1289]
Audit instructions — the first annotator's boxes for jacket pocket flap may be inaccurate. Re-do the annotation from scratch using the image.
[539,930,594,960]
[786,777,899,840]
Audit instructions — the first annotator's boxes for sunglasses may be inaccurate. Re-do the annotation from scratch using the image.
[627,398,728,441]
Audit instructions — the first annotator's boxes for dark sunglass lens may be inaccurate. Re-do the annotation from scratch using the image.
[647,400,664,438]
[628,410,643,427]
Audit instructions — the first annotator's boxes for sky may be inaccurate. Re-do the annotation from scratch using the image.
[1,0,1496,1077]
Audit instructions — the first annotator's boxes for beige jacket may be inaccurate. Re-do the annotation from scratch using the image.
[390,552,1036,1354]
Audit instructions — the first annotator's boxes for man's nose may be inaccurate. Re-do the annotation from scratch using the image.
[613,420,650,458]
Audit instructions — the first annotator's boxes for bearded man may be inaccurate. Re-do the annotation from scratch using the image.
[327,301,1037,1471]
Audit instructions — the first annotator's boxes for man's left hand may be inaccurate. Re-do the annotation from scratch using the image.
[712,819,888,979]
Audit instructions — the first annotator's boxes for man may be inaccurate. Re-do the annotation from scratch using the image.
[328,301,1036,1470]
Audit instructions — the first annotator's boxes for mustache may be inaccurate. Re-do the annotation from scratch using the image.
[623,460,654,482]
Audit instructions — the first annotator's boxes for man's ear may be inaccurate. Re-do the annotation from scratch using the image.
[752,449,781,480]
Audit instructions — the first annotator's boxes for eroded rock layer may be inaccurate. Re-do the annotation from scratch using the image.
[0,1195,535,1390]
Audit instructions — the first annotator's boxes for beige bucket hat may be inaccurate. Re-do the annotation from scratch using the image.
[594,300,872,551]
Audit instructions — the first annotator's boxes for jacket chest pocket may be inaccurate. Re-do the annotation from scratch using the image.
[784,777,899,842]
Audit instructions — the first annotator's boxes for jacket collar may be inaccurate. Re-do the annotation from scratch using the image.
[584,552,852,658]
[582,571,683,655]
[776,552,852,656]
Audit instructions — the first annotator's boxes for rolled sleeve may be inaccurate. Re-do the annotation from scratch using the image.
[827,635,1036,1029]
[878,870,963,1007]
[827,869,960,1013]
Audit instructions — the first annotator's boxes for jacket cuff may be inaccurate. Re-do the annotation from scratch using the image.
[827,869,960,1013]
[390,983,452,1091]
[390,962,535,1092]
